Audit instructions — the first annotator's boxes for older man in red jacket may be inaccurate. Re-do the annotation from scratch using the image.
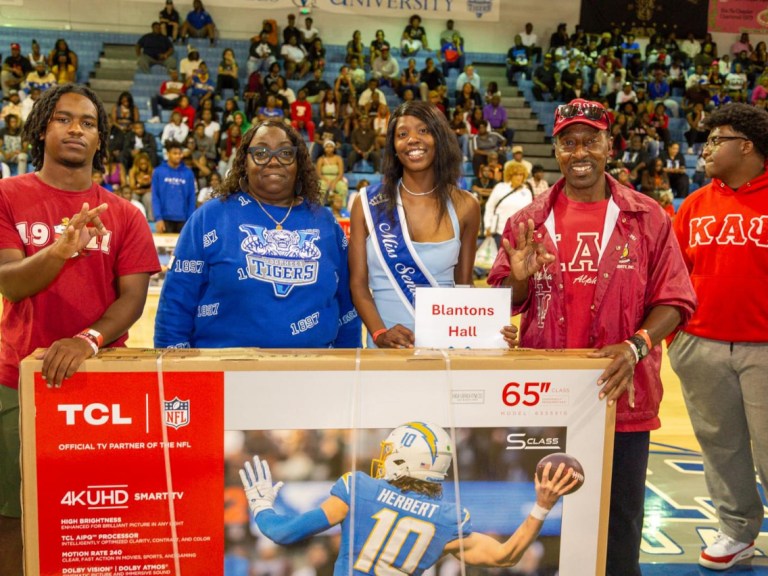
[489,99,697,576]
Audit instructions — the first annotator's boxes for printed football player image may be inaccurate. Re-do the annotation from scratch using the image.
[239,422,577,574]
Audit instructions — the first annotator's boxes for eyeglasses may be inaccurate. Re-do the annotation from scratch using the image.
[248,146,298,165]
[703,135,748,149]
[556,103,609,124]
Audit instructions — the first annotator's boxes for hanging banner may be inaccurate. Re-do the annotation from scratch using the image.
[133,0,500,22]
[708,0,768,33]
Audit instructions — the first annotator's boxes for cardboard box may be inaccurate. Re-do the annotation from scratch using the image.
[21,349,614,576]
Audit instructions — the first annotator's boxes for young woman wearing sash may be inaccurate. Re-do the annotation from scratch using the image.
[349,101,481,348]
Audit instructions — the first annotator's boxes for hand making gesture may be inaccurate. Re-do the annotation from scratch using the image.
[502,218,555,282]
[51,202,109,260]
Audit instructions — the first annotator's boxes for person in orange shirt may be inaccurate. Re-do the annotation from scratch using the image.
[670,103,768,571]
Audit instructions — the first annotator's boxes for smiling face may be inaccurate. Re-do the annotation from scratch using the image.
[246,125,298,205]
[393,115,435,175]
[43,93,101,170]
[554,125,611,199]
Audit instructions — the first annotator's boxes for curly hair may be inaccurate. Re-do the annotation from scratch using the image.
[21,83,109,173]
[503,161,529,182]
[704,103,768,159]
[215,120,322,205]
[380,100,463,221]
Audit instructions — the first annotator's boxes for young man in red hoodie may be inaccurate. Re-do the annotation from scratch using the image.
[670,103,768,572]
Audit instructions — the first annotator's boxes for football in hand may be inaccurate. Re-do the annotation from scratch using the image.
[536,452,585,495]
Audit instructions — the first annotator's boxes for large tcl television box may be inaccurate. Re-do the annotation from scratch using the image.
[21,348,614,576]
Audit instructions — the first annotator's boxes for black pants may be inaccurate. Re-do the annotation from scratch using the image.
[668,172,691,198]
[163,220,186,234]
[607,431,650,576]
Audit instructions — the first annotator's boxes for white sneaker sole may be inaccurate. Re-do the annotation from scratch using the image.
[699,543,755,570]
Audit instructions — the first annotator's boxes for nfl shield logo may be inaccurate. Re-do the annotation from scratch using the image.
[164,397,190,429]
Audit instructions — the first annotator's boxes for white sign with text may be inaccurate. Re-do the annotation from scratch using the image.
[414,287,512,348]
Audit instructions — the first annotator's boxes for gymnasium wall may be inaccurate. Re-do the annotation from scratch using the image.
[0,0,579,54]
[0,0,763,60]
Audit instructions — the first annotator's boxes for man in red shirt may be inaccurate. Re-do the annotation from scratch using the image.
[290,88,316,143]
[0,84,160,575]
[488,98,696,576]
[670,103,768,572]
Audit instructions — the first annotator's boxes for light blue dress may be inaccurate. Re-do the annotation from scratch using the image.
[366,199,461,347]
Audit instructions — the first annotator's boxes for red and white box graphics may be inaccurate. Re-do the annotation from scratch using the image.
[21,349,614,576]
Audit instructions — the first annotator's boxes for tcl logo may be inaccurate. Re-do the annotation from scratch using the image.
[58,403,132,425]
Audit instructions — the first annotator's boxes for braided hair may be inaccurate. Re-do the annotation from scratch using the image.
[21,83,109,173]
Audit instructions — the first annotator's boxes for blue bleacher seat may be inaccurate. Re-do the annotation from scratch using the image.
[353,160,375,174]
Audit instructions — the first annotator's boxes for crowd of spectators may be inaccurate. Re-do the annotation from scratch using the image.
[507,22,768,210]
[3,12,766,576]
[82,9,536,232]
[1,37,80,177]
[3,12,767,230]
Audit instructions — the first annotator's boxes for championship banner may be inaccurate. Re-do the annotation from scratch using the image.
[21,349,613,576]
[708,0,768,33]
[128,0,500,22]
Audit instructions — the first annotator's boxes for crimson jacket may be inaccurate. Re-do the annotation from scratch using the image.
[488,175,697,432]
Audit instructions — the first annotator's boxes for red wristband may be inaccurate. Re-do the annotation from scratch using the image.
[75,329,103,352]
[372,328,387,344]
[81,328,104,348]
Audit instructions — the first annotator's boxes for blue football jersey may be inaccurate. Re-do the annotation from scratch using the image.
[330,472,473,576]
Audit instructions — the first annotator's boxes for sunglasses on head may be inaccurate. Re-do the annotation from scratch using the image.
[556,103,608,124]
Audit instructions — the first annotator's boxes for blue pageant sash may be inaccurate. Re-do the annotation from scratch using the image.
[361,183,439,315]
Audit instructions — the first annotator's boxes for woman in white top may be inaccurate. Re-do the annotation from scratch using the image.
[483,162,532,247]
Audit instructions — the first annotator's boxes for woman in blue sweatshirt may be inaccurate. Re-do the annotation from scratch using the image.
[154,121,361,348]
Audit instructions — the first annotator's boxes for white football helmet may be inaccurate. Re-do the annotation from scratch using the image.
[371,422,453,484]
